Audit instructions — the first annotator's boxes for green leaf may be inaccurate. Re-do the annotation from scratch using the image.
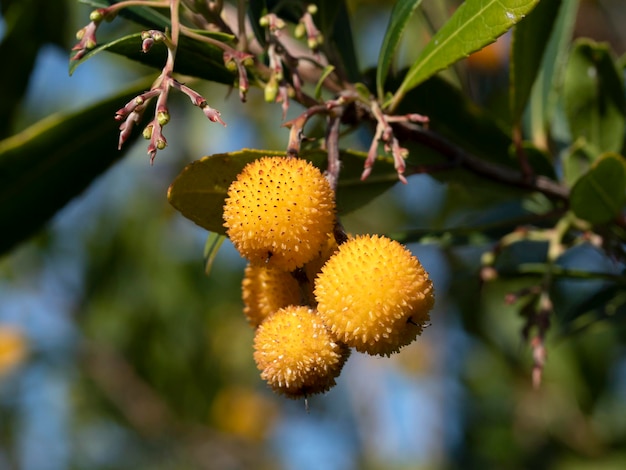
[515,142,557,180]
[509,0,562,124]
[528,0,579,150]
[563,39,626,155]
[168,149,399,235]
[376,0,424,101]
[0,0,69,138]
[81,0,171,29]
[315,66,336,100]
[247,0,268,48]
[555,284,626,331]
[203,232,226,276]
[318,0,360,82]
[0,78,154,257]
[70,31,236,86]
[391,209,552,246]
[570,153,626,224]
[388,0,540,111]
[562,139,595,187]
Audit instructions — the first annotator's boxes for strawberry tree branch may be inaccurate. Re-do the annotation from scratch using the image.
[395,122,571,202]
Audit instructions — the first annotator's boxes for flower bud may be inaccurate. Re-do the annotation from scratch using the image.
[225,60,238,72]
[294,23,306,39]
[142,125,153,140]
[157,110,170,126]
[89,9,104,22]
[142,37,154,53]
[264,78,278,103]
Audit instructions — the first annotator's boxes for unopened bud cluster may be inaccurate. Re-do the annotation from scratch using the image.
[223,156,435,400]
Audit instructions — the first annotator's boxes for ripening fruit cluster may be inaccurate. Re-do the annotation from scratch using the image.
[223,156,435,400]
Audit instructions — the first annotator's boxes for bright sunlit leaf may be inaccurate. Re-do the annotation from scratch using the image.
[388,0,540,111]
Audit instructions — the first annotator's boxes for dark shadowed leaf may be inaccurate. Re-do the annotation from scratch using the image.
[396,75,513,167]
[0,0,69,138]
[70,31,236,86]
[563,39,626,155]
[81,0,171,29]
[555,283,626,333]
[509,0,562,123]
[528,0,579,149]
[247,0,269,48]
[517,142,557,180]
[167,149,399,235]
[570,153,626,224]
[318,0,360,82]
[0,78,154,257]
[376,0,423,100]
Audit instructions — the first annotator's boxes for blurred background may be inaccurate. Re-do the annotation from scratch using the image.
[2,0,626,469]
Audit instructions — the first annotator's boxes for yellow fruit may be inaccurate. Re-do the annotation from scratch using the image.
[304,232,339,283]
[314,234,434,356]
[253,306,350,398]
[242,264,302,328]
[223,156,335,271]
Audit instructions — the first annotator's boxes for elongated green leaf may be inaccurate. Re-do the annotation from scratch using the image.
[570,153,626,224]
[203,232,226,275]
[70,31,236,86]
[81,0,171,29]
[315,66,336,100]
[168,149,399,235]
[319,0,361,82]
[388,0,540,111]
[509,0,562,123]
[0,0,69,138]
[563,39,626,155]
[528,0,579,150]
[247,0,269,48]
[0,78,154,257]
[376,0,423,101]
[557,284,626,335]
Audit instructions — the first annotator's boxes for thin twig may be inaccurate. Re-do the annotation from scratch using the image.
[325,114,342,190]
[395,122,570,201]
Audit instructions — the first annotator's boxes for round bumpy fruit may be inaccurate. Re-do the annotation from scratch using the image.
[242,264,303,328]
[253,306,350,398]
[314,235,434,356]
[223,157,335,272]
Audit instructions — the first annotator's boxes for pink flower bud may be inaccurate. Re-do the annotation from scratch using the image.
[202,105,226,126]
[142,37,154,53]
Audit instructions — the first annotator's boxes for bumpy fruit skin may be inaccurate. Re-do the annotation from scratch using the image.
[242,264,302,328]
[314,235,434,356]
[253,306,350,398]
[223,157,335,271]
[304,233,339,282]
